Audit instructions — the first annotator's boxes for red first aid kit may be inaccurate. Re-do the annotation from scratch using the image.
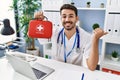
[28,20,52,38]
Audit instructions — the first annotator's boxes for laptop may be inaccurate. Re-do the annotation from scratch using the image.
[5,53,54,80]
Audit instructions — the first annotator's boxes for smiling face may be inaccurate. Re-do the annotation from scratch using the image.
[61,9,78,31]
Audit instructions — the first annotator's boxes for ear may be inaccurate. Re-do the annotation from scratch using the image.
[76,16,79,22]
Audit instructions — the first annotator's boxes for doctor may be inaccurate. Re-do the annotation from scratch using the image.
[34,4,107,71]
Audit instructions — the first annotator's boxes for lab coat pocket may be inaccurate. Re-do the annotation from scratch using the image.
[55,44,64,62]
[67,49,80,64]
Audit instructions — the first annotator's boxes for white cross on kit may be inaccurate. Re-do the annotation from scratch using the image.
[37,25,44,31]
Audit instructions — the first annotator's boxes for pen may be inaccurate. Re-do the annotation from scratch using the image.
[81,73,84,80]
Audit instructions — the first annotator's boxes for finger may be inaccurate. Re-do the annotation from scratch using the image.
[40,11,43,15]
[34,12,39,18]
[103,32,108,35]
[37,11,44,17]
[93,28,102,33]
[94,28,103,32]
[34,11,43,19]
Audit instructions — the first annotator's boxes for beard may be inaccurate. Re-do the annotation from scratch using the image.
[63,21,75,31]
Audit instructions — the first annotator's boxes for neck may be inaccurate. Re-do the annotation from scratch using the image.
[64,27,76,40]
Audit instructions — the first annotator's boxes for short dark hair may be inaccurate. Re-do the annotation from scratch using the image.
[60,4,78,16]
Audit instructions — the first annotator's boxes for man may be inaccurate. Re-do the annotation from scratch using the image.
[34,4,107,71]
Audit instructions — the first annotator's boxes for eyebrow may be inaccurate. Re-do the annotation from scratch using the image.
[61,14,74,16]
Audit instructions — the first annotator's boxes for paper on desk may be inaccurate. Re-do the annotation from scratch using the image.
[51,69,120,80]
[52,69,83,80]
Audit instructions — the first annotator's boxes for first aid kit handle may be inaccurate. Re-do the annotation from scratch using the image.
[33,16,48,21]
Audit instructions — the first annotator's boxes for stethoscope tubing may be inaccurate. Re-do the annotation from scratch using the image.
[57,27,80,48]
[57,27,80,62]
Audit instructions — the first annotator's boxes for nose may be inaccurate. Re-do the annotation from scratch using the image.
[65,16,70,21]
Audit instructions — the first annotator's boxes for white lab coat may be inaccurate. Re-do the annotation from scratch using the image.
[51,26,92,68]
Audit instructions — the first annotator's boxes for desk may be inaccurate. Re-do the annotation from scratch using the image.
[0,51,120,80]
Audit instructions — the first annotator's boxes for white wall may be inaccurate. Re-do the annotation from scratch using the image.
[0,0,16,32]
[0,0,16,43]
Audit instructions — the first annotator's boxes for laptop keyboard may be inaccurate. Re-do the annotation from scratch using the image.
[32,68,46,79]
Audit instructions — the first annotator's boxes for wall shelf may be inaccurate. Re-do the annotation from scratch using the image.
[101,54,120,72]
[77,7,106,11]
[102,35,120,44]
[101,0,120,74]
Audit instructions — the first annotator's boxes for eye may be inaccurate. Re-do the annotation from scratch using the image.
[69,15,74,18]
[62,15,66,18]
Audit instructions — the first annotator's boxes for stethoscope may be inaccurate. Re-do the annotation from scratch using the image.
[57,27,80,62]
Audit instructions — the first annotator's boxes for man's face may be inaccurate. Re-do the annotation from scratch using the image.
[60,9,78,31]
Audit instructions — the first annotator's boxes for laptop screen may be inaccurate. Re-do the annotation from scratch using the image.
[5,53,54,80]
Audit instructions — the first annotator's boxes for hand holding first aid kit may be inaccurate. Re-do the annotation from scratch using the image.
[28,18,52,39]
